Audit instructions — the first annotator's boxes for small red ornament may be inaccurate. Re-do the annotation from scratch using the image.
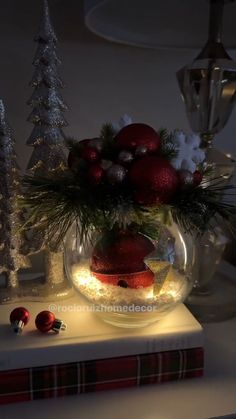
[81,146,99,163]
[10,307,30,334]
[88,163,104,185]
[115,123,161,153]
[193,170,203,186]
[35,311,67,334]
[129,156,179,203]
[91,230,155,288]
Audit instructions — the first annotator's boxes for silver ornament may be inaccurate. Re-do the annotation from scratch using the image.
[107,164,126,184]
[118,150,133,164]
[135,145,148,157]
[178,169,194,186]
[89,138,103,152]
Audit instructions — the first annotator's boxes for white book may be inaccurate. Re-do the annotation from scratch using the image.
[0,293,203,372]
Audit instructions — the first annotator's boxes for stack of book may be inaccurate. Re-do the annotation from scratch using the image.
[0,296,204,405]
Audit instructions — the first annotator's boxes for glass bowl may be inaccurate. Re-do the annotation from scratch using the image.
[64,221,194,328]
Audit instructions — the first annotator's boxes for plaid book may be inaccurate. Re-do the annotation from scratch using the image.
[0,347,203,405]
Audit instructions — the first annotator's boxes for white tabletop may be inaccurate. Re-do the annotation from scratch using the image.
[0,316,236,419]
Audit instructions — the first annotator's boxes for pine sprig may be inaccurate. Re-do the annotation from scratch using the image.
[170,182,236,235]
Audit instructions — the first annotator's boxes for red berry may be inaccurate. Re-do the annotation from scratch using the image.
[115,123,160,153]
[193,170,203,186]
[88,164,104,185]
[81,146,99,163]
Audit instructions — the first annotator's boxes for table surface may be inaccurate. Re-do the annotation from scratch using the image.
[1,260,236,419]
[0,314,235,419]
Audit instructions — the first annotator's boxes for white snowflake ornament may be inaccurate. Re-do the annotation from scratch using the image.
[171,130,205,173]
[112,114,133,133]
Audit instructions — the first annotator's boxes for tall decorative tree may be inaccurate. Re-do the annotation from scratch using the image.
[25,0,69,291]
[0,100,30,302]
[27,0,67,179]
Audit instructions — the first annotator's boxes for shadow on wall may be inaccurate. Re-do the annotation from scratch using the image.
[0,0,102,44]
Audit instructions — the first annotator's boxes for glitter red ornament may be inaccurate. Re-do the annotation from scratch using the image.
[35,311,67,334]
[129,156,179,203]
[115,123,161,153]
[10,307,30,334]
[91,230,155,288]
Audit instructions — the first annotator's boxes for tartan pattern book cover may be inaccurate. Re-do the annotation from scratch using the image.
[0,347,204,405]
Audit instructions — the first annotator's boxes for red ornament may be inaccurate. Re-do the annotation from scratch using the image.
[10,307,30,334]
[88,163,104,185]
[115,123,161,153]
[91,230,155,288]
[129,156,179,203]
[81,146,99,163]
[35,311,67,334]
[193,170,203,186]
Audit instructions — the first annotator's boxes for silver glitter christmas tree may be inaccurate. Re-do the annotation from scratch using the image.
[0,100,31,303]
[24,0,72,298]
[27,0,67,179]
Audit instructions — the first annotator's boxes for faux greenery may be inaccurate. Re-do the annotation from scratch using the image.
[22,124,236,246]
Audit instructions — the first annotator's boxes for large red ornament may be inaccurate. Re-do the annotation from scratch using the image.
[115,123,160,153]
[91,230,155,288]
[129,156,179,203]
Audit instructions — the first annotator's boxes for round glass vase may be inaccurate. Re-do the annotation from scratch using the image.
[64,220,194,328]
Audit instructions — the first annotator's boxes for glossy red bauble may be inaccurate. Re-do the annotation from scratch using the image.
[35,310,55,333]
[10,307,30,334]
[10,307,30,326]
[129,156,179,202]
[115,123,161,153]
[91,230,155,279]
